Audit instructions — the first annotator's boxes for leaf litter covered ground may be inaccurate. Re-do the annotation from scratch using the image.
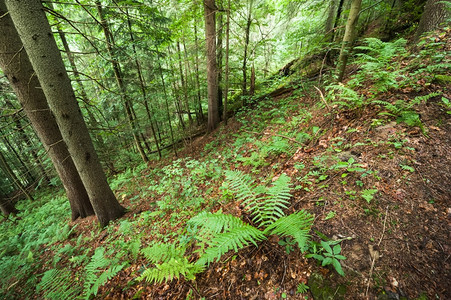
[4,31,450,299]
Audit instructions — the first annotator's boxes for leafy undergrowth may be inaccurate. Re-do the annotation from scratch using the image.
[1,29,450,299]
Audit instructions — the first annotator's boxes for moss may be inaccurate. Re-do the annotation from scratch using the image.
[308,272,347,300]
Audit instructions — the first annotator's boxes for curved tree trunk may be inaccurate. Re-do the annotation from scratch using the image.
[5,0,125,226]
[0,0,94,220]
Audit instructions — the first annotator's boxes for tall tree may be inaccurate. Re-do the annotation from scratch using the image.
[415,0,450,39]
[5,0,125,226]
[242,0,254,99]
[0,0,94,220]
[336,0,362,82]
[204,0,219,131]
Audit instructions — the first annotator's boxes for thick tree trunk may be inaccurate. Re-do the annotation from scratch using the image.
[5,0,124,226]
[415,0,450,40]
[332,0,345,42]
[336,0,362,82]
[0,0,94,220]
[204,0,219,132]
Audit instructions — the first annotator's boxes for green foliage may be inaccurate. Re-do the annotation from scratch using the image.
[139,243,202,284]
[296,282,309,294]
[326,84,364,108]
[307,241,346,276]
[36,268,81,300]
[83,247,125,299]
[361,189,378,203]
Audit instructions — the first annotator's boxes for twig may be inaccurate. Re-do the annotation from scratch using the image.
[314,86,330,111]
[366,206,388,296]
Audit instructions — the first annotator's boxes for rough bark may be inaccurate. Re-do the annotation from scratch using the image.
[415,0,450,40]
[0,1,94,220]
[204,0,219,132]
[336,0,362,82]
[5,0,124,226]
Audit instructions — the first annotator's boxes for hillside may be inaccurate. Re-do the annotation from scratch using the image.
[1,26,449,299]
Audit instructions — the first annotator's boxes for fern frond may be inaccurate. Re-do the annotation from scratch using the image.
[225,170,263,211]
[198,224,266,266]
[141,243,186,265]
[254,174,291,227]
[138,257,203,284]
[36,268,80,300]
[264,211,314,252]
[188,211,246,236]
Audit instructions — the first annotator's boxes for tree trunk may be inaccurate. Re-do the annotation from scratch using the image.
[242,0,253,100]
[415,0,450,40]
[95,1,148,163]
[0,149,33,201]
[325,0,338,42]
[204,0,219,132]
[336,0,362,82]
[5,0,125,226]
[332,0,345,42]
[217,0,224,119]
[223,0,231,125]
[194,21,204,124]
[0,0,94,220]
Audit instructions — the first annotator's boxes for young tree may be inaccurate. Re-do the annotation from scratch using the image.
[415,0,450,39]
[5,0,125,226]
[336,0,362,82]
[204,0,219,131]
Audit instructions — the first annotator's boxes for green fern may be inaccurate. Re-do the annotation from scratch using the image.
[36,268,80,300]
[83,247,125,299]
[257,174,292,227]
[196,222,266,265]
[264,211,314,252]
[138,242,203,284]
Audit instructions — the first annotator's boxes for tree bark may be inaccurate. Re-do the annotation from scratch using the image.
[325,0,338,42]
[223,0,231,125]
[336,0,362,82]
[0,149,33,201]
[217,0,224,119]
[332,0,345,42]
[204,0,219,132]
[0,0,94,220]
[5,0,124,226]
[415,0,450,40]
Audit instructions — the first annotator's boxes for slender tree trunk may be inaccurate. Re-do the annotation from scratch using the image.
[5,0,125,226]
[332,0,345,42]
[125,8,161,159]
[204,0,219,132]
[156,45,178,156]
[217,0,224,119]
[336,0,362,82]
[176,42,193,126]
[249,64,256,96]
[194,21,204,124]
[223,0,230,125]
[0,0,93,220]
[0,149,33,201]
[95,1,148,163]
[242,0,253,100]
[325,0,338,42]
[2,133,35,185]
[5,99,51,185]
[415,0,450,40]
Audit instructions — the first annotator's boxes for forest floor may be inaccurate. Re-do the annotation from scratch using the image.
[2,30,450,300]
